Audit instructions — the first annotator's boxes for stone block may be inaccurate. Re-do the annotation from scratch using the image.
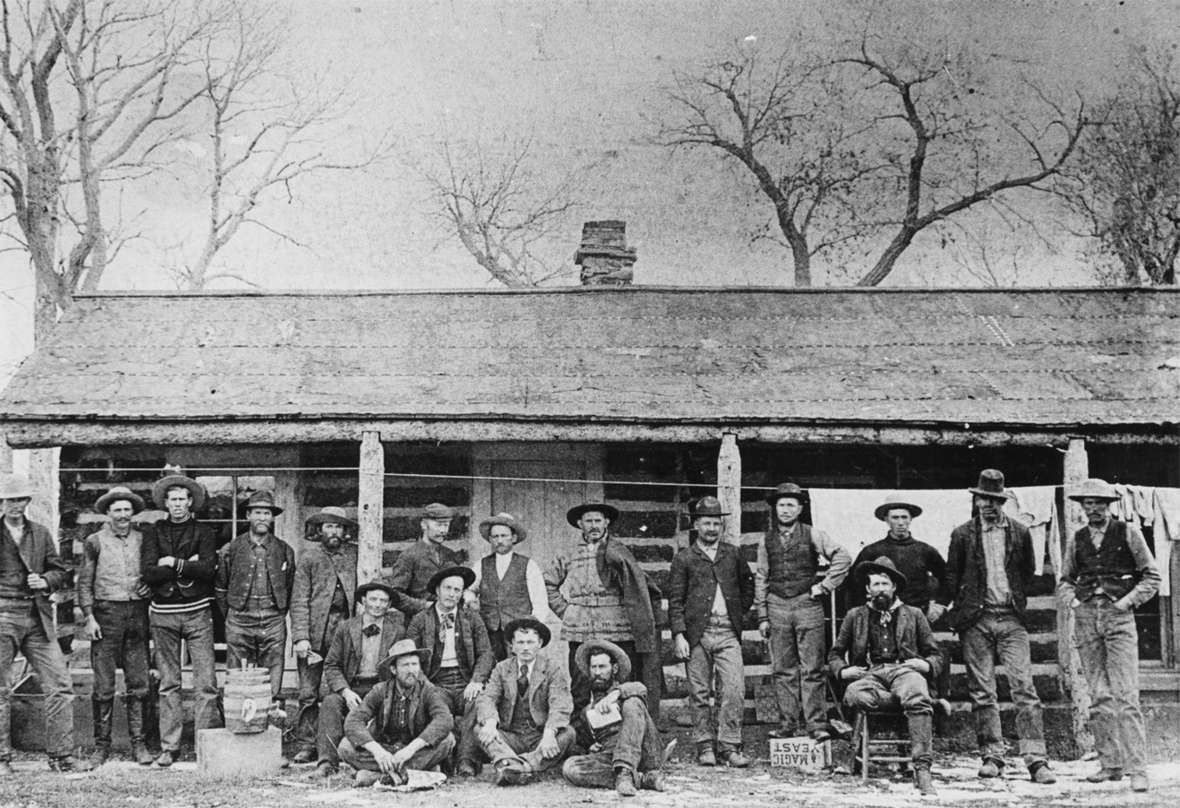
[196,727,282,778]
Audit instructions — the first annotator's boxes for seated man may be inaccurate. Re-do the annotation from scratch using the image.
[563,639,670,796]
[339,639,455,787]
[313,582,405,778]
[473,617,576,784]
[829,557,943,796]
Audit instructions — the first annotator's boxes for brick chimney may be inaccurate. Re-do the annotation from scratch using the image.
[574,220,636,286]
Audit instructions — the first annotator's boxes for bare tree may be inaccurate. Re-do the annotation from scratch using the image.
[1055,49,1180,285]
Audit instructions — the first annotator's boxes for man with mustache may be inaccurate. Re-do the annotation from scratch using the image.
[289,507,361,765]
[388,503,464,616]
[472,513,549,661]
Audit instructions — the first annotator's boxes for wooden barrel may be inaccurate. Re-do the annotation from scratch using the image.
[223,668,271,734]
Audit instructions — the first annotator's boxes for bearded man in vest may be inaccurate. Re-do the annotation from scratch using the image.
[472,513,549,661]
[1060,478,1161,793]
[755,483,851,741]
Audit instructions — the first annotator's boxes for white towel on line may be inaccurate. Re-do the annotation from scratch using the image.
[808,488,970,562]
[1007,486,1057,576]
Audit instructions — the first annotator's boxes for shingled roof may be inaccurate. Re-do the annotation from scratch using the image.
[2,286,1178,445]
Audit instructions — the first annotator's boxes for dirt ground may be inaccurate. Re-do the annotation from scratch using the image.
[1,752,1178,808]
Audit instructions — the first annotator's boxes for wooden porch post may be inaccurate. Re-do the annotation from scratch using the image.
[357,431,385,585]
[1058,437,1093,756]
[717,431,741,546]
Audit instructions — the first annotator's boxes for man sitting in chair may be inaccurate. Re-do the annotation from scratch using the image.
[828,556,943,796]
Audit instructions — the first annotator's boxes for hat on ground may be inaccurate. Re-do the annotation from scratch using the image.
[566,502,620,527]
[355,581,398,602]
[1068,478,1120,503]
[503,617,551,648]
[306,506,358,531]
[378,638,431,669]
[241,490,283,515]
[478,512,528,543]
[873,494,923,522]
[765,483,808,506]
[426,565,476,594]
[690,496,729,518]
[95,486,146,515]
[0,474,34,500]
[421,503,455,520]
[151,473,207,512]
[574,639,632,680]
[968,469,1011,501]
[855,555,908,594]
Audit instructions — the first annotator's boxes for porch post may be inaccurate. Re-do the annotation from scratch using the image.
[357,431,385,585]
[1058,437,1093,756]
[717,431,741,545]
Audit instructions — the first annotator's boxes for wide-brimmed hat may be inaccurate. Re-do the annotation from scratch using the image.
[765,483,808,506]
[95,486,146,514]
[968,469,1011,501]
[1068,478,1120,503]
[420,503,455,520]
[574,639,632,680]
[874,494,923,522]
[241,490,283,515]
[479,512,527,543]
[503,617,551,648]
[379,639,431,668]
[566,502,620,527]
[306,506,358,531]
[690,496,729,518]
[355,581,398,602]
[151,473,206,512]
[426,565,476,594]
[0,474,35,500]
[856,555,908,594]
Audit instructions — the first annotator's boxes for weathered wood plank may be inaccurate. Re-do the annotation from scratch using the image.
[357,432,384,585]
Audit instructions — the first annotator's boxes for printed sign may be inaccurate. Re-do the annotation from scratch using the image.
[768,737,831,771]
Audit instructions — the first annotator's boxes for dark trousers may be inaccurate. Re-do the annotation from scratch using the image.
[487,628,508,662]
[91,601,151,747]
[567,640,661,722]
[0,600,73,759]
[432,666,480,764]
[294,611,346,753]
[151,606,219,752]
[338,733,455,772]
[225,609,287,700]
[843,663,934,767]
[316,680,376,766]
[478,718,576,772]
[562,697,664,786]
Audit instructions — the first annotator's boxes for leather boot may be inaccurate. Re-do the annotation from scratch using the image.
[914,766,937,795]
[89,699,114,767]
[126,697,154,765]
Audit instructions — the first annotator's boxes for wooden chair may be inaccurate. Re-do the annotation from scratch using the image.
[851,704,912,783]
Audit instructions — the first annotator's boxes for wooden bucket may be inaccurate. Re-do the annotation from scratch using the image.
[223,668,271,734]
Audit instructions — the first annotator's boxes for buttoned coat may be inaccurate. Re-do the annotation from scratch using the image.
[388,539,463,615]
[942,517,1035,631]
[344,676,454,749]
[290,543,358,648]
[668,540,754,646]
[474,653,572,735]
[215,533,297,615]
[405,604,494,685]
[827,602,944,680]
[2,519,70,639]
[320,612,406,696]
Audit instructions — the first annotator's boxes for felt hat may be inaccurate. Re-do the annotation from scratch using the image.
[478,512,527,543]
[241,490,283,515]
[1068,478,1120,503]
[503,617,552,648]
[95,486,146,515]
[873,494,923,522]
[306,506,358,530]
[690,496,729,518]
[566,502,620,527]
[968,469,1011,501]
[0,474,34,500]
[379,638,431,668]
[855,555,908,594]
[574,639,632,680]
[765,482,808,506]
[426,565,476,594]
[421,503,455,520]
[151,473,207,512]
[355,581,398,602]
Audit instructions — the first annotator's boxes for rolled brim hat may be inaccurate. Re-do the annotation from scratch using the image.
[307,506,358,530]
[478,513,527,543]
[502,617,552,648]
[355,581,398,602]
[566,502,620,527]
[378,639,431,669]
[574,639,631,680]
[426,565,476,594]
[855,555,908,594]
[151,474,207,512]
[1067,478,1120,503]
[95,486,146,514]
[873,495,923,522]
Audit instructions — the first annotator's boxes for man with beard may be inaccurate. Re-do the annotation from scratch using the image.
[215,491,297,707]
[388,503,463,616]
[77,485,154,766]
[756,483,851,741]
[544,503,661,719]
[340,638,455,786]
[405,565,493,775]
[289,507,361,765]
[472,513,549,660]
[562,639,670,796]
[829,557,942,795]
[473,618,575,785]
[140,470,219,767]
[314,581,405,778]
[668,496,754,767]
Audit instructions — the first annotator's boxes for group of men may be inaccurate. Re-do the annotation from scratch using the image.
[0,466,1162,796]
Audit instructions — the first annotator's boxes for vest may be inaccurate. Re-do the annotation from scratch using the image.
[479,553,532,631]
[0,528,29,597]
[1073,520,1139,602]
[765,522,817,599]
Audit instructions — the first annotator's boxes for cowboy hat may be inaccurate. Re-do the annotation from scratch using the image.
[95,486,146,515]
[151,473,207,512]
[968,469,1012,501]
[306,506,358,530]
[503,617,551,648]
[478,512,528,543]
[1068,478,1120,503]
[0,474,34,500]
[765,482,808,506]
[426,565,476,594]
[574,639,632,680]
[873,494,923,522]
[420,503,455,520]
[566,502,620,527]
[355,581,398,602]
[690,496,729,518]
[855,555,908,594]
[378,638,431,668]
[241,490,283,515]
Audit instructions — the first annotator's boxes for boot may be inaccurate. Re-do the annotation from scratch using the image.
[126,697,155,765]
[697,740,716,766]
[89,699,114,767]
[914,767,937,795]
[718,744,751,768]
[615,766,638,796]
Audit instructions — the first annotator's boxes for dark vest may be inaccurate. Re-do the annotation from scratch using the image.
[0,528,29,597]
[480,553,532,630]
[1073,520,1139,602]
[765,522,816,599]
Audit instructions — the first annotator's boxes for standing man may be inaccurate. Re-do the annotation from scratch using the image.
[852,494,948,621]
[472,513,549,660]
[141,470,219,767]
[388,503,463,616]
[77,485,154,766]
[668,496,754,767]
[405,565,493,775]
[755,483,851,741]
[1060,478,1161,793]
[314,581,405,778]
[0,474,89,775]
[473,617,576,785]
[289,506,360,765]
[940,469,1056,784]
[215,491,296,708]
[544,502,661,719]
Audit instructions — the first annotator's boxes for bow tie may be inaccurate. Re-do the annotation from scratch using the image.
[442,612,455,630]
[362,624,380,637]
